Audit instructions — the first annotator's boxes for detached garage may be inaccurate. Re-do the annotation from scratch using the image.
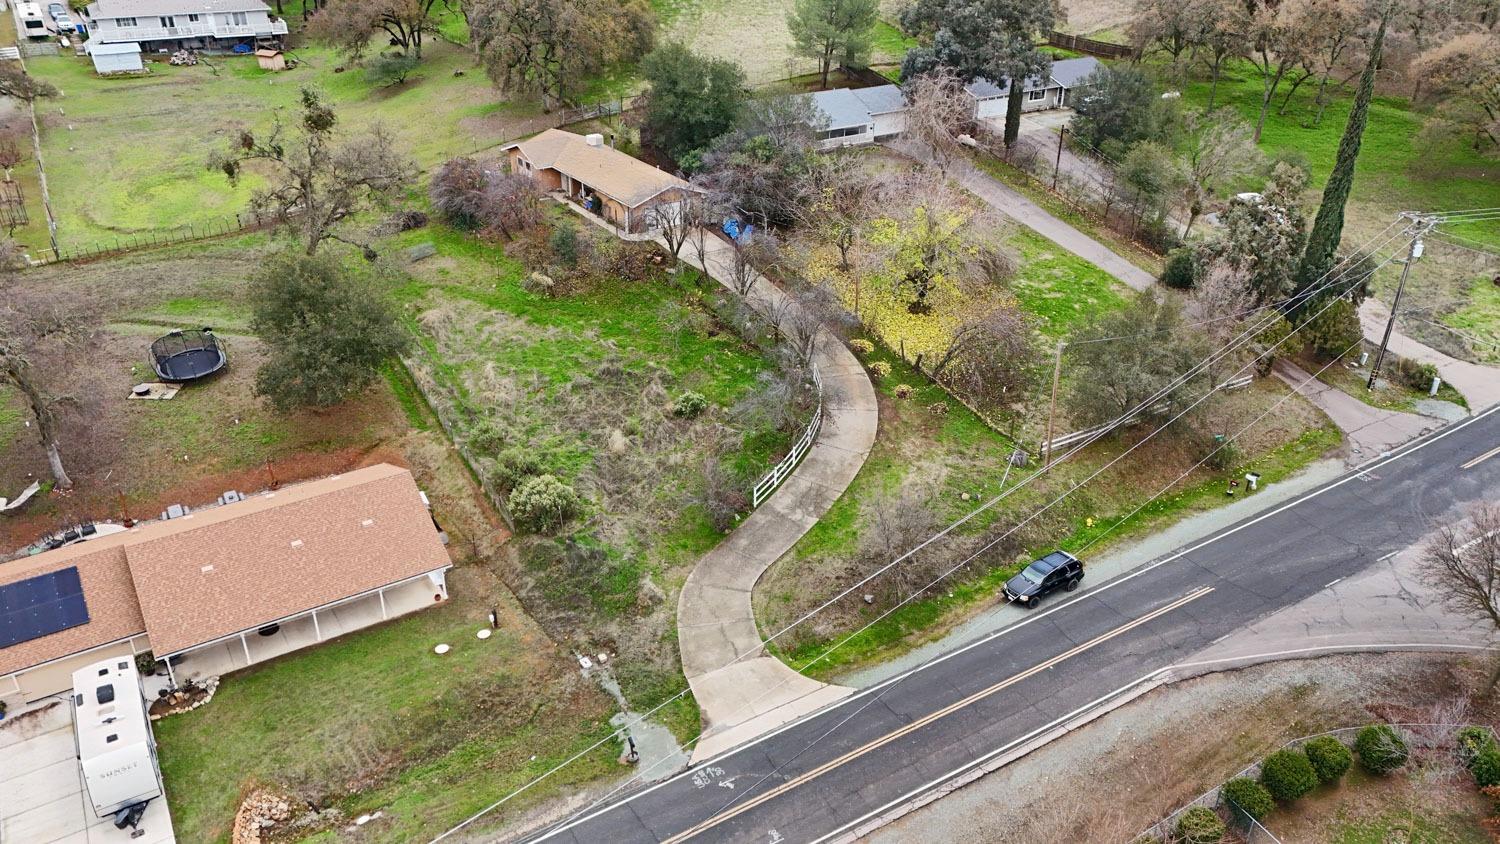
[86,41,143,75]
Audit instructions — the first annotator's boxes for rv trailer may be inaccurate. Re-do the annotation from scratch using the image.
[71,657,165,830]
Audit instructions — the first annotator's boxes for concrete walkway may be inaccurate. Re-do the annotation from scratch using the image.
[1361,299,1500,411]
[892,144,1158,292]
[669,232,879,763]
[1272,359,1439,464]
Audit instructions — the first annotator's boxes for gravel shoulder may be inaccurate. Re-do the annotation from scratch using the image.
[867,651,1499,843]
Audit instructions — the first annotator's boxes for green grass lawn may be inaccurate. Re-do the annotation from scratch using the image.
[27,39,535,244]
[871,20,918,62]
[1009,226,1132,337]
[1179,63,1500,250]
[154,581,619,843]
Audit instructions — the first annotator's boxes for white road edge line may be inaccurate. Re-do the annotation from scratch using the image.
[811,641,1500,844]
[523,404,1500,843]
[1324,578,1342,589]
[1377,551,1398,562]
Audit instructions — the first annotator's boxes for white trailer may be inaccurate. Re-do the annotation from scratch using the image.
[71,657,164,830]
[17,2,49,38]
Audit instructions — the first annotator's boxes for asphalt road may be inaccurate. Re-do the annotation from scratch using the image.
[520,406,1500,844]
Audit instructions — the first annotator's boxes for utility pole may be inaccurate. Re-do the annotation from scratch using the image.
[1052,126,1066,192]
[1367,214,1431,390]
[1044,340,1064,466]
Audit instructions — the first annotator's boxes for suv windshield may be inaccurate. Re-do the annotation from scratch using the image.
[1019,562,1049,584]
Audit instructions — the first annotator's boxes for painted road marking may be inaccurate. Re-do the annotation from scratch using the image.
[1377,551,1398,562]
[1324,578,1342,589]
[518,405,1499,844]
[1462,444,1500,470]
[663,587,1215,843]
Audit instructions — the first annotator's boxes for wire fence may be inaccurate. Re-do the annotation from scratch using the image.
[1137,722,1498,843]
[977,122,1185,258]
[26,211,271,265]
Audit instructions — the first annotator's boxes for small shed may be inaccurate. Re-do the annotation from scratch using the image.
[85,41,143,75]
[255,48,286,71]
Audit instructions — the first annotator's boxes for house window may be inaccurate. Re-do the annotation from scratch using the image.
[159,15,175,27]
[821,126,866,140]
[115,16,136,26]
[1028,89,1046,102]
[230,11,248,24]
[188,13,199,21]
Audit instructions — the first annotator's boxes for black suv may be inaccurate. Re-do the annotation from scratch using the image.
[1003,550,1084,608]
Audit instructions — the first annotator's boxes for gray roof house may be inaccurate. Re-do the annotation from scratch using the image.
[968,56,1101,119]
[801,58,1099,149]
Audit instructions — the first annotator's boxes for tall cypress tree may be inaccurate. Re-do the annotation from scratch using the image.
[1293,11,1389,307]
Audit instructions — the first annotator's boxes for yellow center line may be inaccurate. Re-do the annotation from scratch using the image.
[1461,445,1500,470]
[665,585,1217,843]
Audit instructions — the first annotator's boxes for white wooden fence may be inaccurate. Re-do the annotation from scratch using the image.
[753,363,823,507]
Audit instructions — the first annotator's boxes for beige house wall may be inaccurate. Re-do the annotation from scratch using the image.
[7,634,151,703]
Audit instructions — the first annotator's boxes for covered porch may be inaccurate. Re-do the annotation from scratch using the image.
[163,572,446,687]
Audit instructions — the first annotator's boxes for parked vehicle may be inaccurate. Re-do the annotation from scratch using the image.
[1002,550,1084,609]
[18,2,50,38]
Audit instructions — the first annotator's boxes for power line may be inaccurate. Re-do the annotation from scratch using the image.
[671,281,1387,838]
[529,248,1401,836]
[432,222,1415,844]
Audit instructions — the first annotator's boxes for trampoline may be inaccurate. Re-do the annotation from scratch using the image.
[150,328,227,382]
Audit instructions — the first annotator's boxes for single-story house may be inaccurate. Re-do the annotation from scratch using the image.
[805,84,908,149]
[801,57,1099,149]
[502,129,704,234]
[0,464,452,703]
[967,56,1101,119]
[80,0,288,53]
[84,40,144,74]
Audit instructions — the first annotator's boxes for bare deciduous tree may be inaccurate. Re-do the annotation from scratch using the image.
[728,230,780,298]
[797,154,881,270]
[1180,108,1263,237]
[212,89,416,255]
[1424,503,1500,689]
[930,302,1040,413]
[900,67,971,174]
[0,64,58,103]
[469,0,653,111]
[0,287,96,490]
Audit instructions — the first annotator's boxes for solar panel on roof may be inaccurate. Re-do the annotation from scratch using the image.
[0,566,90,648]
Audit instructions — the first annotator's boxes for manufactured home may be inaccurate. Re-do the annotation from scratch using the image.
[71,658,163,830]
[79,0,288,52]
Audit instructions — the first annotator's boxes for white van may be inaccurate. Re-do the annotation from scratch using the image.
[71,658,165,830]
[17,2,50,38]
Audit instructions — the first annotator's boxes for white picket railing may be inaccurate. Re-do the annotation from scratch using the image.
[752,363,823,507]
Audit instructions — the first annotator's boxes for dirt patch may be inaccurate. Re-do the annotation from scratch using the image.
[868,652,1499,843]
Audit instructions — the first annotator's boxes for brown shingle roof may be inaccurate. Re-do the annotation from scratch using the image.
[124,464,451,655]
[0,464,451,675]
[0,540,146,677]
[502,128,700,207]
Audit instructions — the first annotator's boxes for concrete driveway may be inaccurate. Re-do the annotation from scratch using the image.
[0,700,175,844]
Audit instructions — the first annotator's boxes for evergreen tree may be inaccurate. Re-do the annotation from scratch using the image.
[788,0,879,89]
[1293,10,1389,308]
[900,0,1052,147]
[639,44,747,162]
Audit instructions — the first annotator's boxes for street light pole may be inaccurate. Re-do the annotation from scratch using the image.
[1367,215,1429,390]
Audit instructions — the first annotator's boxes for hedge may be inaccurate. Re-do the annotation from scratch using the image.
[1303,735,1353,784]
[1354,724,1409,775]
[1260,749,1319,802]
[1221,777,1274,821]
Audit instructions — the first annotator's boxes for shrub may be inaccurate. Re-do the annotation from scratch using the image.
[1175,806,1225,844]
[1472,746,1500,789]
[1221,777,1274,822]
[467,419,510,457]
[848,338,874,356]
[1160,247,1197,290]
[1130,837,1162,844]
[928,401,949,415]
[1355,724,1409,775]
[1457,726,1499,766]
[1303,736,1353,784]
[868,360,892,379]
[508,474,582,533]
[893,383,914,400]
[1391,356,1439,393]
[490,447,544,491]
[1260,749,1319,801]
[673,391,709,418]
[134,651,158,676]
[550,224,582,268]
[365,52,419,87]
